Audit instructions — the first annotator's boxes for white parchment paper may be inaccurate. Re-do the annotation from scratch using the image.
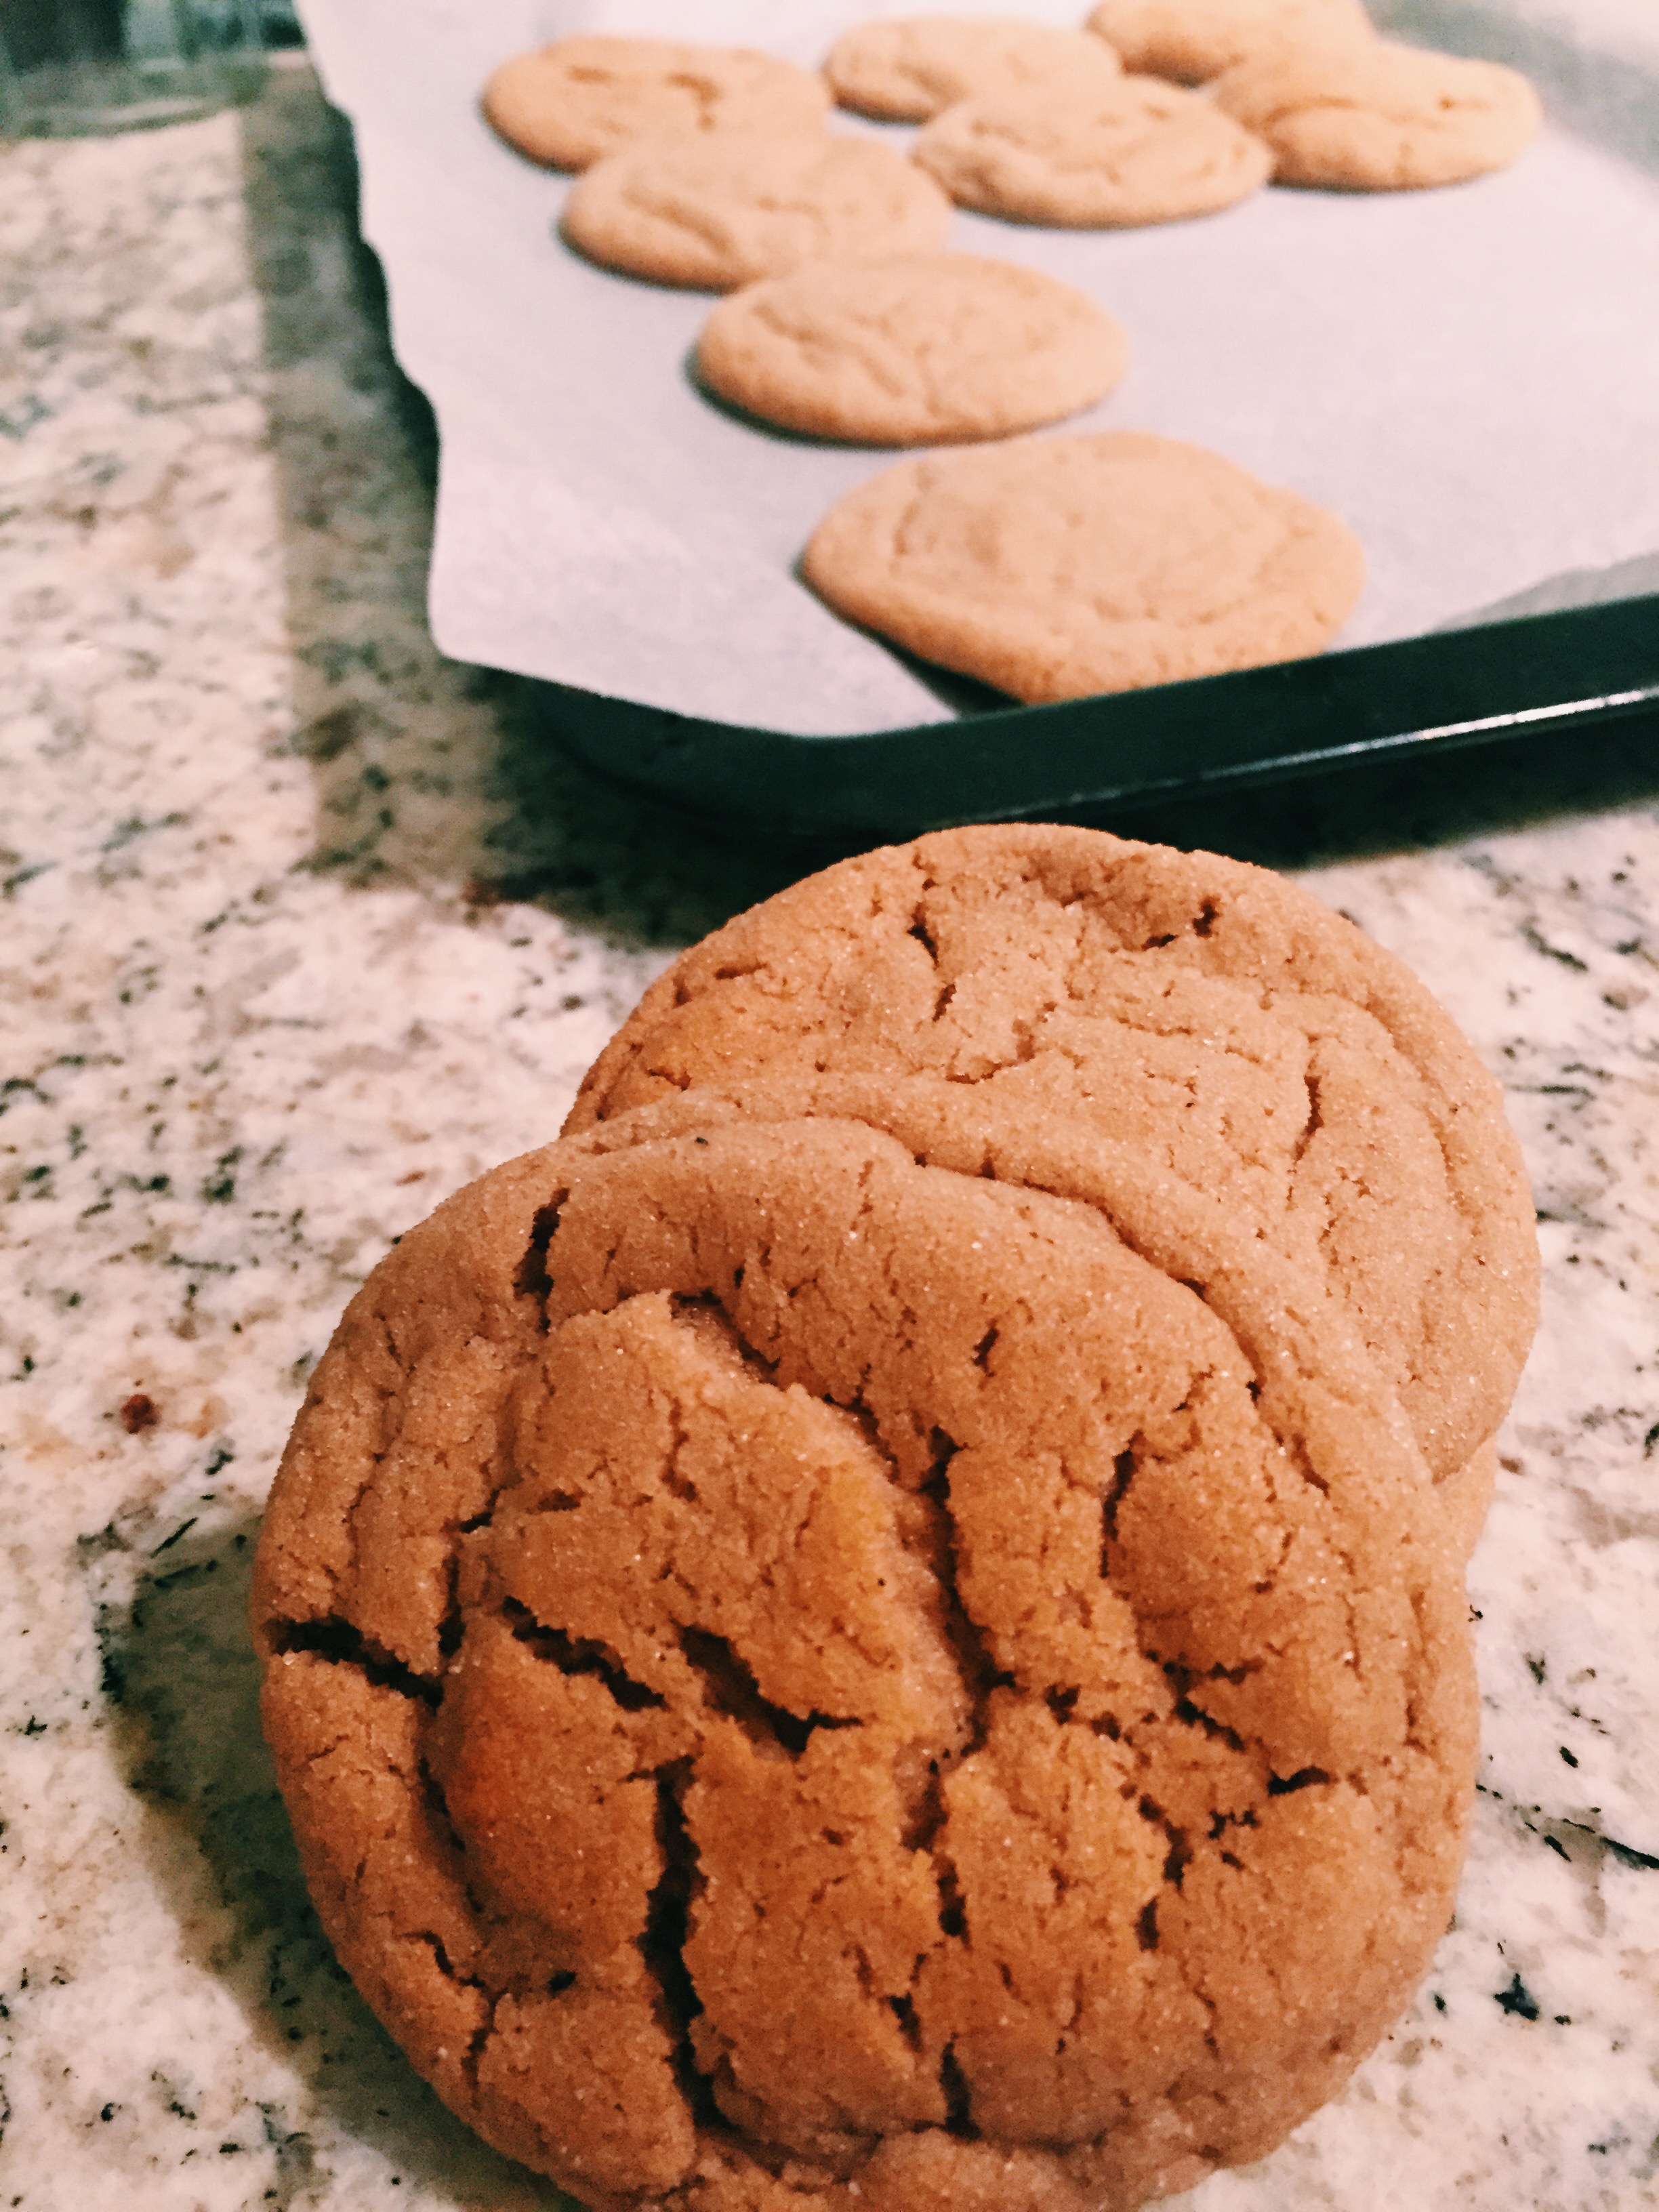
[295,0,1659,736]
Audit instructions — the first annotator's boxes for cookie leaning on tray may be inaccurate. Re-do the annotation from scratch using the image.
[254,822,1532,2212]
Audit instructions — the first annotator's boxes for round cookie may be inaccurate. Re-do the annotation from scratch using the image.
[825,16,1124,121]
[255,1086,1477,2212]
[1086,0,1374,85]
[697,254,1128,445]
[913,77,1273,226]
[481,35,831,173]
[1211,38,1542,188]
[568,824,1540,1496]
[561,132,952,291]
[800,432,1362,696]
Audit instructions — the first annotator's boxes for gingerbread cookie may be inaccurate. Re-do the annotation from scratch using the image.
[569,824,1540,1493]
[1086,0,1374,85]
[801,431,1361,695]
[825,15,1124,121]
[562,132,952,291]
[1211,38,1542,188]
[256,1078,1477,2210]
[913,76,1273,226]
[697,254,1128,445]
[481,35,831,172]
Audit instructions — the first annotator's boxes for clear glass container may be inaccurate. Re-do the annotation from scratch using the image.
[0,0,276,137]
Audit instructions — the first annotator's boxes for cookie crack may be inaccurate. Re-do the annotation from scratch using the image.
[922,1458,1016,1748]
[640,1757,724,2131]
[500,1595,667,1713]
[1267,1766,1332,1796]
[1100,1442,1138,1561]
[272,1615,439,1704]
[937,2042,980,2138]
[1136,1791,1191,1896]
[887,1988,924,2053]
[1290,1065,1324,1172]
[514,1194,566,1322]
[912,1452,1013,1955]
[676,1624,860,1757]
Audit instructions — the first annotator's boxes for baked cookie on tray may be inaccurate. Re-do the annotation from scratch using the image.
[1086,0,1374,85]
[569,824,1540,1508]
[825,14,1124,121]
[562,132,952,290]
[255,1055,1479,2211]
[914,77,1273,226]
[1212,38,1543,188]
[697,254,1128,444]
[802,431,1361,695]
[482,35,830,171]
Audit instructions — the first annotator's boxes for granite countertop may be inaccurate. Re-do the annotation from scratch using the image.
[1,49,1656,2212]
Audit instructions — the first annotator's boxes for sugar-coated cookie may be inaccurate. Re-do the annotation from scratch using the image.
[825,15,1124,121]
[1212,37,1542,188]
[914,77,1273,226]
[482,35,831,172]
[697,253,1128,445]
[1086,0,1374,85]
[255,1038,1478,2209]
[802,430,1361,694]
[562,133,951,291]
[571,823,1540,1496]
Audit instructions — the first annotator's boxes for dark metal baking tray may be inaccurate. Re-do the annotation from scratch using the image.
[535,592,1659,840]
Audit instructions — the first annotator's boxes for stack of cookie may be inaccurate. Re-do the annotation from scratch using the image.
[254,824,1540,2212]
[478,7,1540,704]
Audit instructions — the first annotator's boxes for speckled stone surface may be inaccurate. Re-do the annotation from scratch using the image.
[1,53,1656,2212]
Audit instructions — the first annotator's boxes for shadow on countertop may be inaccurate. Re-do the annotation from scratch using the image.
[93,1508,568,2207]
[239,63,1659,924]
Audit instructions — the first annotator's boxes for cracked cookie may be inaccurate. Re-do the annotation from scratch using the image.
[561,133,952,291]
[697,255,1128,445]
[1085,0,1375,85]
[567,825,1539,1504]
[482,36,831,173]
[800,432,1363,699]
[912,78,1273,228]
[824,16,1124,121]
[1210,38,1542,190]
[255,1087,1477,2212]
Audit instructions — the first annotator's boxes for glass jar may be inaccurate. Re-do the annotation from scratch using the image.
[0,0,285,136]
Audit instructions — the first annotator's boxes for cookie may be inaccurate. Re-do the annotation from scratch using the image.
[568,824,1540,1494]
[561,132,952,291]
[824,16,1124,122]
[1211,39,1542,188]
[697,255,1128,446]
[255,1080,1477,2211]
[800,431,1361,697]
[481,35,831,173]
[913,77,1273,226]
[1086,0,1374,85]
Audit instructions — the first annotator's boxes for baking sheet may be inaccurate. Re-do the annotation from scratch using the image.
[294,0,1659,739]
